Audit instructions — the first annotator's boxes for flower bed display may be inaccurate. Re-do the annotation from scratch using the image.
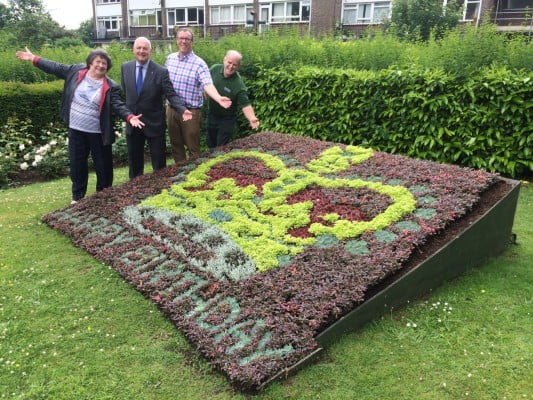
[43,132,504,390]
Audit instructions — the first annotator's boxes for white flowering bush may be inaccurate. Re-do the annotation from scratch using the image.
[1,118,165,188]
[111,121,129,164]
[0,117,36,186]
[24,130,69,179]
[0,117,68,187]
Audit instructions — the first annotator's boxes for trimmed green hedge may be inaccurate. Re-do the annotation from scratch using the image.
[248,66,532,178]
[0,81,63,140]
[2,66,531,178]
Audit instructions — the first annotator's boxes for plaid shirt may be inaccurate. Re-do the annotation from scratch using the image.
[165,50,213,108]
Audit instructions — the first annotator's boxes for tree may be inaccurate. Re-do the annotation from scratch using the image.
[0,3,10,28]
[15,13,70,48]
[76,19,95,46]
[389,0,462,41]
[5,0,45,23]
[1,0,70,48]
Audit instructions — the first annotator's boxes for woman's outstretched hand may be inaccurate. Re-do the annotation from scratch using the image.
[16,47,35,62]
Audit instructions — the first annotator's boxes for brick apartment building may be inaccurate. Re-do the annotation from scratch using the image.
[91,0,532,43]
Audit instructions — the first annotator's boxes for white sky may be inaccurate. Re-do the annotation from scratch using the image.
[42,0,93,30]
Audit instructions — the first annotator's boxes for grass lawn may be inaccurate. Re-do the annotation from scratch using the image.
[0,167,531,400]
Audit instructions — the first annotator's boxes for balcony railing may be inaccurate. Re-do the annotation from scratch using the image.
[491,8,533,31]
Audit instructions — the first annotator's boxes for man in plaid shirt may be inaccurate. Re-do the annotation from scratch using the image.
[165,27,231,162]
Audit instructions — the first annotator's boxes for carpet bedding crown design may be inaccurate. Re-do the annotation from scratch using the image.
[42,132,500,390]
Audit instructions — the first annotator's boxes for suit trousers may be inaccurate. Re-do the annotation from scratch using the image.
[68,128,113,201]
[166,106,202,162]
[127,128,166,179]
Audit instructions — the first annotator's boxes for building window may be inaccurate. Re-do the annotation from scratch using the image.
[302,1,310,20]
[269,1,310,23]
[97,0,120,4]
[455,0,481,21]
[97,16,121,31]
[211,4,253,24]
[342,1,391,24]
[500,0,530,9]
[167,7,204,26]
[130,10,158,27]
[373,2,390,22]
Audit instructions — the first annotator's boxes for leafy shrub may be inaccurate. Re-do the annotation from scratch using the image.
[388,0,461,42]
[14,121,68,179]
[411,24,508,78]
[506,32,533,71]
[0,30,17,54]
[0,44,116,83]
[54,36,87,49]
[0,117,39,186]
[0,117,133,187]
[1,28,531,182]
[0,80,63,137]
[3,24,531,86]
[249,65,533,178]
[21,131,69,180]
[112,120,129,164]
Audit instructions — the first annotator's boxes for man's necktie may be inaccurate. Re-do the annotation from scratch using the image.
[136,65,143,95]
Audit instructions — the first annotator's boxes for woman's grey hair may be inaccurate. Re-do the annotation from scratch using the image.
[86,49,112,71]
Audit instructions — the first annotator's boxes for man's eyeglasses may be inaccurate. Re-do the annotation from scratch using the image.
[178,37,192,41]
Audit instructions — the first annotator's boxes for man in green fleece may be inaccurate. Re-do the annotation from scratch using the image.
[206,50,260,148]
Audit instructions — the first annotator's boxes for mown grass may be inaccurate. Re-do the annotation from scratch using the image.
[0,167,531,400]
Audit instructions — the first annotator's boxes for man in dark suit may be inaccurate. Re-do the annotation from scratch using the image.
[121,37,192,179]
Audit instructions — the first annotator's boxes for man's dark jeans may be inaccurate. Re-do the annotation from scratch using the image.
[206,113,237,149]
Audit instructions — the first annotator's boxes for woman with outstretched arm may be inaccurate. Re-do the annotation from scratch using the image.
[16,47,145,204]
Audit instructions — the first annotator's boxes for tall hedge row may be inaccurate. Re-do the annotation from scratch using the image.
[247,66,532,178]
[1,65,531,178]
[0,81,63,139]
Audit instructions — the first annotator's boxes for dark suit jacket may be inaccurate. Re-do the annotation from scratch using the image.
[121,60,186,138]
